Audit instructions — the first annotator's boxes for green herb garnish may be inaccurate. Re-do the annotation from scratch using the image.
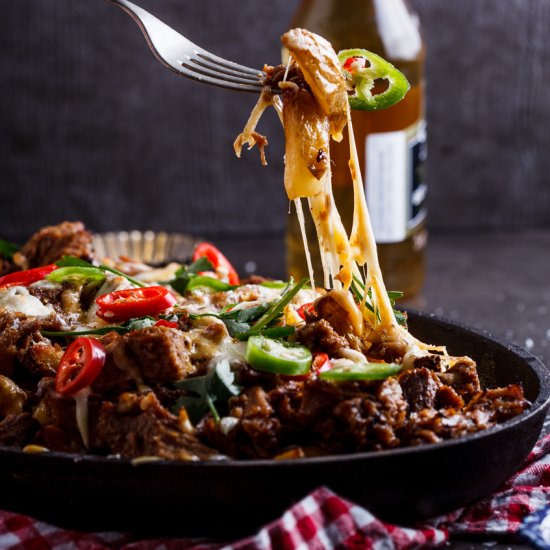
[235,325,295,341]
[260,280,290,289]
[189,278,308,339]
[191,302,272,337]
[251,278,308,331]
[0,239,19,260]
[172,361,241,424]
[186,275,237,293]
[350,275,407,327]
[41,316,156,338]
[167,257,215,294]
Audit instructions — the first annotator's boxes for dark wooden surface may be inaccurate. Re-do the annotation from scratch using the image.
[1,0,550,240]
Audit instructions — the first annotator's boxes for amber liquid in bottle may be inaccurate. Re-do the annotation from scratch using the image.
[286,0,427,297]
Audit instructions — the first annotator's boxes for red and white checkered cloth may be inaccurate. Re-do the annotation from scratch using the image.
[1,435,550,550]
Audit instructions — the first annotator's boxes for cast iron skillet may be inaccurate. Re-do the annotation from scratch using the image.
[0,311,548,538]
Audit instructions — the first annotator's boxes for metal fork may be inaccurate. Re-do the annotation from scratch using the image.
[105,0,269,93]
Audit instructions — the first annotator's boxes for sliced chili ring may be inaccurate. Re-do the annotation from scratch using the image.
[96,286,176,322]
[193,242,240,286]
[55,337,107,395]
[245,335,312,376]
[343,56,366,72]
[0,264,57,289]
[47,266,105,286]
[312,352,331,373]
[154,319,179,329]
[338,48,410,111]
[319,361,401,382]
[283,352,330,381]
[297,302,315,320]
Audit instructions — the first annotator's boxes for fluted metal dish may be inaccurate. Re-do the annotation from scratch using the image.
[92,230,198,264]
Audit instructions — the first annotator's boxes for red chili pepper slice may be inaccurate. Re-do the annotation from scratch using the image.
[0,264,57,289]
[297,302,315,320]
[55,337,106,395]
[283,352,330,381]
[343,56,367,72]
[96,286,176,322]
[192,242,240,285]
[312,352,331,373]
[154,319,179,329]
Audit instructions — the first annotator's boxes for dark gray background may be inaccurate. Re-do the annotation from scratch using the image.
[1,0,549,242]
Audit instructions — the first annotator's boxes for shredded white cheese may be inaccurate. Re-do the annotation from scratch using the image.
[74,388,91,449]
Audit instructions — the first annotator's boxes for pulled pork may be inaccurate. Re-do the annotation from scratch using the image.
[13,221,94,270]
[0,222,531,461]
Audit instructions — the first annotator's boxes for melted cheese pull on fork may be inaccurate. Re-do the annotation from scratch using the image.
[235,28,446,358]
[281,29,397,328]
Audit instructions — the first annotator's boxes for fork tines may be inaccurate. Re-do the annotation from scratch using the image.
[179,50,266,93]
[107,0,275,94]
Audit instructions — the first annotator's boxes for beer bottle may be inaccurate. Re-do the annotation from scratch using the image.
[286,0,427,297]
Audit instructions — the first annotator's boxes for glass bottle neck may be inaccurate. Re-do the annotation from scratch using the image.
[372,0,422,60]
[291,0,422,61]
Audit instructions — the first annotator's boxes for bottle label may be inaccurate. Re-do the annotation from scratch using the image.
[365,119,427,243]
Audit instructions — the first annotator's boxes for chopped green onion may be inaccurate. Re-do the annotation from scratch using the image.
[235,325,295,341]
[251,278,308,332]
[260,280,290,289]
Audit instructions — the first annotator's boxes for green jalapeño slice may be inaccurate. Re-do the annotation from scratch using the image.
[47,266,105,286]
[338,48,410,111]
[320,360,401,381]
[245,335,312,376]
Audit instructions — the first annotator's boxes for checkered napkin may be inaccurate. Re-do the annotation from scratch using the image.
[1,435,549,550]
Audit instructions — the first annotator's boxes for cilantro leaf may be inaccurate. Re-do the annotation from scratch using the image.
[172,360,241,424]
[188,256,214,275]
[56,255,94,268]
[186,275,237,293]
[120,316,157,331]
[233,304,271,323]
[221,318,252,336]
[187,279,307,340]
[189,302,272,337]
[0,239,19,260]
[168,257,214,294]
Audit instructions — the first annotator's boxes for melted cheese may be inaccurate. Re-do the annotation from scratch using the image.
[0,286,54,317]
[74,388,90,449]
[293,199,316,289]
[235,28,447,358]
[281,30,399,332]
